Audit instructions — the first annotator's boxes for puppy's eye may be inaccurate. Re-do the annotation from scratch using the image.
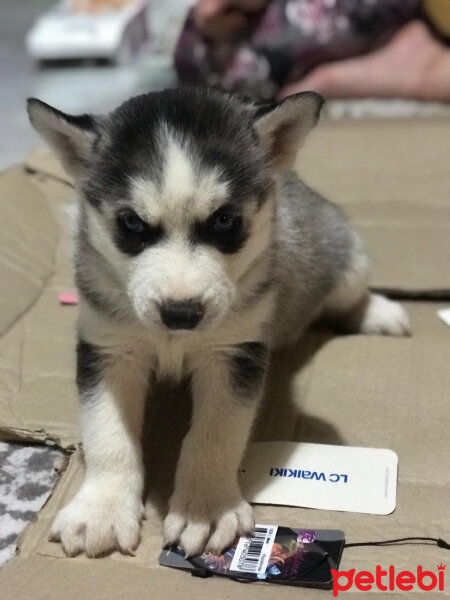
[193,206,246,253]
[214,213,236,233]
[121,213,145,233]
[115,212,164,256]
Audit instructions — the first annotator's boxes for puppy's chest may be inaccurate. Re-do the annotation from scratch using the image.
[152,337,190,381]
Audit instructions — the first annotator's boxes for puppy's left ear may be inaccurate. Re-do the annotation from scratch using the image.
[253,92,324,172]
[27,98,97,180]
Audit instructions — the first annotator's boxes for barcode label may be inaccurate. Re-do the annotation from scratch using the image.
[230,524,278,575]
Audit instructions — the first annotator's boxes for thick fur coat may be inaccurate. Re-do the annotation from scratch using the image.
[28,88,409,557]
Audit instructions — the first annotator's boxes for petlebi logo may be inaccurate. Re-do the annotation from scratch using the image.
[331,564,445,596]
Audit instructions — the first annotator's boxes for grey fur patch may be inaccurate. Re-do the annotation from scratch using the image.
[75,227,134,321]
[76,271,126,320]
[229,342,268,397]
[239,275,274,310]
[269,172,354,345]
[77,279,116,315]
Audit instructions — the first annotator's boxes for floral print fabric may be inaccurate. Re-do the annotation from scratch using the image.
[175,0,421,99]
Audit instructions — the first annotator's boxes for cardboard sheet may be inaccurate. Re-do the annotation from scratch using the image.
[0,167,78,447]
[0,117,449,598]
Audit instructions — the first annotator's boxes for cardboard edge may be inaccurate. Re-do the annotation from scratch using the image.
[0,426,77,451]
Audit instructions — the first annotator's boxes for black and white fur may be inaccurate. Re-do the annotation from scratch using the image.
[28,88,410,558]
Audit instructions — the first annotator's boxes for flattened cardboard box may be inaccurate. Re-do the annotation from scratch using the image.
[0,118,449,598]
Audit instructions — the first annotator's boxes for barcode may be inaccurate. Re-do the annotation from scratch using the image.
[239,527,268,572]
[230,524,278,575]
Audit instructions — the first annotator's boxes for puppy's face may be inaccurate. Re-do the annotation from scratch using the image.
[28,88,322,332]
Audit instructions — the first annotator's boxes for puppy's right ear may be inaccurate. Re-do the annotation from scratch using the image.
[27,98,97,180]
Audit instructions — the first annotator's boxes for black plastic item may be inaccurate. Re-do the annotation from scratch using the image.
[160,527,345,590]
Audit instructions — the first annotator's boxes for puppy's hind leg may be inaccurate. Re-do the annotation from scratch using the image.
[322,235,411,336]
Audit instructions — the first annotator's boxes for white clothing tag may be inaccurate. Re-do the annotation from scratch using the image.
[437,307,450,327]
[239,442,398,515]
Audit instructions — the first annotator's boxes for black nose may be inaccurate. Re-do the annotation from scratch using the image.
[160,299,204,330]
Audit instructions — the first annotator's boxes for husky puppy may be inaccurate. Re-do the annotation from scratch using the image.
[28,88,410,558]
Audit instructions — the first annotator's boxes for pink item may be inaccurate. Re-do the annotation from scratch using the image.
[59,292,79,305]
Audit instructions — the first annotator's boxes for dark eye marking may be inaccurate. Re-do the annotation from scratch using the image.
[115,211,164,256]
[193,205,247,254]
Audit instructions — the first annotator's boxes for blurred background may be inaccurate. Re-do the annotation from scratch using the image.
[1,0,450,169]
[0,0,190,169]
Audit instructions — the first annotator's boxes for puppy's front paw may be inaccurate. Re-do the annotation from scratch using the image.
[164,488,254,557]
[50,482,144,557]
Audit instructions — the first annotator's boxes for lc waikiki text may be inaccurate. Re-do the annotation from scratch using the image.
[269,468,348,482]
[332,564,445,596]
